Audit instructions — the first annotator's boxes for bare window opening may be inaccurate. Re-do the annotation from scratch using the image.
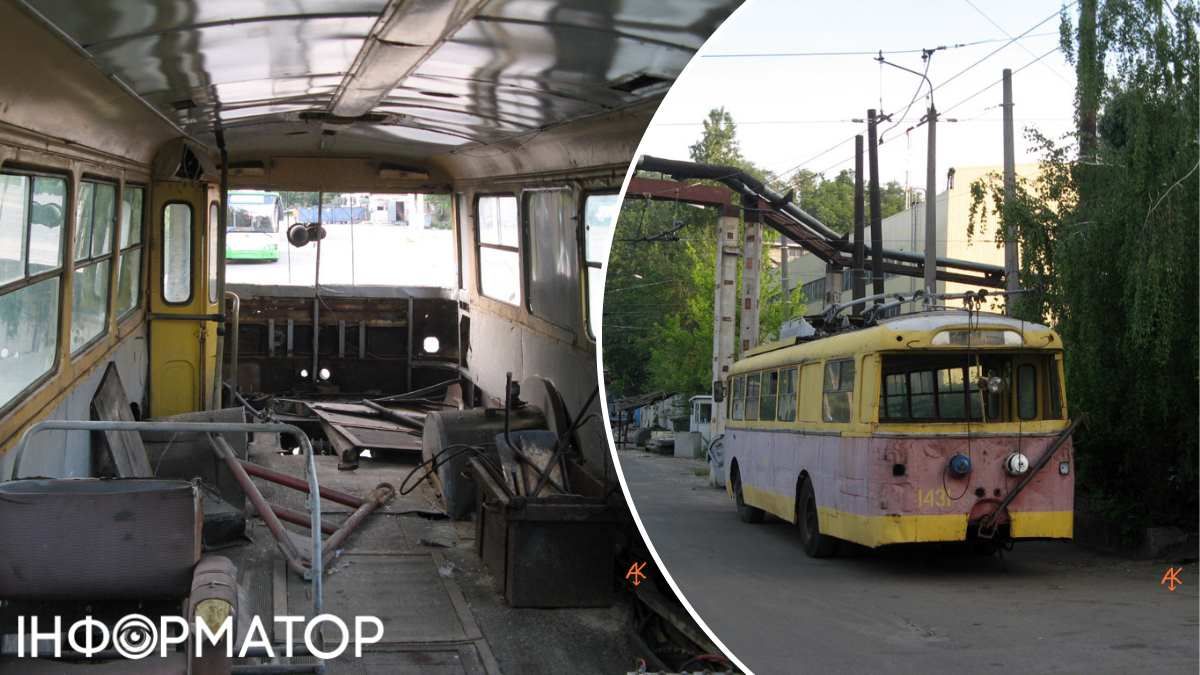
[224,190,454,289]
[583,193,618,337]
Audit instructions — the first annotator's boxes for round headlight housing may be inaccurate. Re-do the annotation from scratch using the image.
[1004,452,1030,476]
[948,453,972,477]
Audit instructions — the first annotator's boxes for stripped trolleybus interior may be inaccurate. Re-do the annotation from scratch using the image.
[0,1,742,672]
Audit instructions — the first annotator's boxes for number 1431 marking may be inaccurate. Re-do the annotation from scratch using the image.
[916,487,951,508]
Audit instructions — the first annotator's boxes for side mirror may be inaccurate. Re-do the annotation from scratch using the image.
[712,380,724,403]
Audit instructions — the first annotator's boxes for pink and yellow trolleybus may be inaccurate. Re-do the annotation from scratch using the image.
[723,308,1077,557]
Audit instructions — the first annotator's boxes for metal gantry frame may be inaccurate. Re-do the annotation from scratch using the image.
[632,155,1008,289]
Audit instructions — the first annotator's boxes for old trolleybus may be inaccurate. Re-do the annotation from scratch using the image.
[723,300,1077,557]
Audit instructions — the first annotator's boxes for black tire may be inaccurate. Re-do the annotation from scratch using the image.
[797,478,837,558]
[733,467,764,523]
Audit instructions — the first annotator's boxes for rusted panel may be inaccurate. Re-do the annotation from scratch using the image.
[90,363,153,478]
[308,403,423,452]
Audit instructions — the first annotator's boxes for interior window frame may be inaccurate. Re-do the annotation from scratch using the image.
[69,176,118,355]
[116,183,146,320]
[161,200,195,306]
[521,187,574,327]
[0,166,69,413]
[207,200,220,304]
[580,190,619,341]
[473,192,521,306]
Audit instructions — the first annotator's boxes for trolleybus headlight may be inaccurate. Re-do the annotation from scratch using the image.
[1004,452,1030,476]
[948,453,972,477]
[1059,461,1070,475]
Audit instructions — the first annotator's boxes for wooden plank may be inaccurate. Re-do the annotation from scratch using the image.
[90,362,153,477]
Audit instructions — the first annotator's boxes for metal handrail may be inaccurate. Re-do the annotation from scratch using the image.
[7,419,324,615]
[226,290,241,396]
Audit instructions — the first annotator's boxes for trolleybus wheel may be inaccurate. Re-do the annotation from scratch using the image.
[797,478,837,558]
[733,467,764,524]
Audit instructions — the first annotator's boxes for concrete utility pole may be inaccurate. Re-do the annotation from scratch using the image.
[739,197,761,355]
[1002,68,1020,303]
[711,208,739,434]
[924,104,937,304]
[867,110,885,304]
[852,134,866,314]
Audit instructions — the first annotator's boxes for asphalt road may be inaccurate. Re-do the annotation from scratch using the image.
[617,450,1199,675]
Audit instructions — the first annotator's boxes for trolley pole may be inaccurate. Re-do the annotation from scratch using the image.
[852,134,866,315]
[1002,68,1020,305]
[867,110,884,304]
[924,104,937,304]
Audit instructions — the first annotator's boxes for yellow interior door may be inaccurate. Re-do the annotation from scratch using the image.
[148,181,220,418]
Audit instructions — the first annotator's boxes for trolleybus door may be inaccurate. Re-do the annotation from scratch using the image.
[148,180,221,417]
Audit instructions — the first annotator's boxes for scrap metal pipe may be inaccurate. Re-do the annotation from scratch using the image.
[209,434,311,579]
[273,503,339,535]
[320,482,395,568]
[12,419,324,616]
[238,459,365,508]
[637,154,1005,277]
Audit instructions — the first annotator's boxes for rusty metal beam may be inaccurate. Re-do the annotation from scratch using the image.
[626,176,737,213]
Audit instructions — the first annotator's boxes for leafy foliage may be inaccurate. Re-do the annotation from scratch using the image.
[604,110,804,399]
[968,0,1198,528]
[785,169,907,235]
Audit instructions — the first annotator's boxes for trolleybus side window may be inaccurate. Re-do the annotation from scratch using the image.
[822,358,855,423]
[909,371,935,418]
[883,372,908,418]
[163,203,193,304]
[477,195,520,305]
[730,374,745,420]
[0,171,66,409]
[759,369,778,421]
[116,185,144,317]
[744,372,761,421]
[778,367,797,421]
[71,179,116,353]
[937,367,968,419]
[1018,364,1037,420]
[1046,359,1063,419]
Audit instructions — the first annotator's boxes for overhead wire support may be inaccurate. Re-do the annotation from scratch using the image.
[767,4,1071,184]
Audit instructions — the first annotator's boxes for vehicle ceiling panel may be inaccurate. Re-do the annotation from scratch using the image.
[20,0,739,162]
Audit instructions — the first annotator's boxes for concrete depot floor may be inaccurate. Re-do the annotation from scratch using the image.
[617,449,1200,675]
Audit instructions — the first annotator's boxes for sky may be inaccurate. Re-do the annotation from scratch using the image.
[639,0,1079,192]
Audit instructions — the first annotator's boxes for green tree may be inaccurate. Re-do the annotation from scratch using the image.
[605,108,816,400]
[969,0,1198,534]
[786,169,908,235]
